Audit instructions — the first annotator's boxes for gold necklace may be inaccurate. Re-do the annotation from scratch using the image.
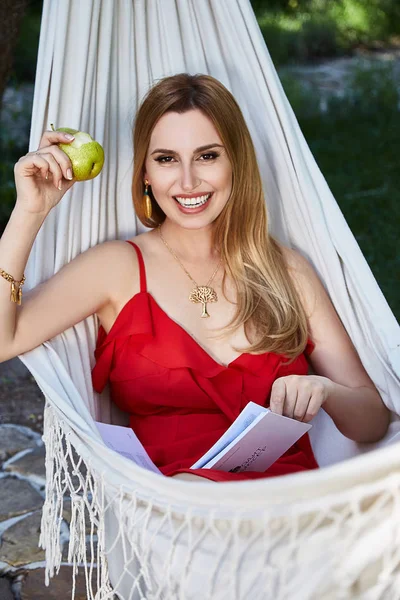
[158,224,222,318]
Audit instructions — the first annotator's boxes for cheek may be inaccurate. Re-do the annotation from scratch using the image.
[147,167,175,192]
[221,159,233,181]
[211,161,232,189]
[223,168,233,194]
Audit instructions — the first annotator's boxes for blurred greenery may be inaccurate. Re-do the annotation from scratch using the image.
[0,0,41,225]
[251,0,400,65]
[0,0,399,321]
[5,0,42,86]
[0,138,18,226]
[280,62,400,320]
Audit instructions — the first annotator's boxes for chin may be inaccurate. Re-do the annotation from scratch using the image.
[175,212,222,229]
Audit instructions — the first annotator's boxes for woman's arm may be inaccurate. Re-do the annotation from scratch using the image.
[279,246,390,443]
[0,197,132,362]
[0,221,130,363]
[319,380,389,443]
[0,204,47,355]
[0,128,137,363]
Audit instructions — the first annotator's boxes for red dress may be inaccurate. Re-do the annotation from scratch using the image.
[92,241,319,481]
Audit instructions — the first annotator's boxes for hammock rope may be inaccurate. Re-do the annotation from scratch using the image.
[38,402,400,599]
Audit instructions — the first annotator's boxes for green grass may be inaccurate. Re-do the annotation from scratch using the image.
[302,112,399,320]
[280,66,400,321]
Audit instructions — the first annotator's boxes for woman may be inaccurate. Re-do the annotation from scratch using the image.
[0,73,390,483]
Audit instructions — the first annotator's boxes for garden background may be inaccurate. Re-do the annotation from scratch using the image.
[0,1,399,597]
[2,0,400,430]
[1,0,399,320]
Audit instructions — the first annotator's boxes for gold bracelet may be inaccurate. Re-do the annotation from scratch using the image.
[0,268,26,305]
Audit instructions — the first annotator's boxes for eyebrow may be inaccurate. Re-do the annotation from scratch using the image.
[150,143,224,156]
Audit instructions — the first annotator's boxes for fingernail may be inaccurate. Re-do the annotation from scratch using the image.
[58,181,62,191]
[64,133,75,140]
[67,168,73,180]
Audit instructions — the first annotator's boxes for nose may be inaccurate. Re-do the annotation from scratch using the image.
[180,162,201,191]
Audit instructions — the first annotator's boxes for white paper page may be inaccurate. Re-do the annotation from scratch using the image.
[203,412,312,472]
[191,401,269,469]
[95,422,162,475]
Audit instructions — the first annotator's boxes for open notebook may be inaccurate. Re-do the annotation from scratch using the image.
[96,402,311,476]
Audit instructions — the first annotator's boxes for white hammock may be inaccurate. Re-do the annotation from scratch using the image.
[19,0,400,598]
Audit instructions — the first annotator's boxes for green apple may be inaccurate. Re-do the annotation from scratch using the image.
[50,124,105,181]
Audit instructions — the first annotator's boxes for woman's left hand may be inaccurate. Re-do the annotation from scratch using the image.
[269,375,334,423]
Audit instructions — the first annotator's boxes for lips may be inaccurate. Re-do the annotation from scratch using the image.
[174,192,213,208]
[173,192,213,214]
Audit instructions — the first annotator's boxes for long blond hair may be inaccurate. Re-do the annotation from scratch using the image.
[132,73,309,360]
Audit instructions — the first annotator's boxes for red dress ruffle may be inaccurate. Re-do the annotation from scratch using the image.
[92,242,319,481]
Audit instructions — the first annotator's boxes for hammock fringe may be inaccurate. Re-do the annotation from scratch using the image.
[26,0,400,597]
[39,401,400,599]
[40,402,114,598]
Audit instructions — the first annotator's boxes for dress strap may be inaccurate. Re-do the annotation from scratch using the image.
[125,241,147,293]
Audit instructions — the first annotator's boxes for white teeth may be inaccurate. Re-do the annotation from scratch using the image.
[175,193,211,207]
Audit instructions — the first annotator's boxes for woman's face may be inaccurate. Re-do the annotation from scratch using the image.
[144,109,233,229]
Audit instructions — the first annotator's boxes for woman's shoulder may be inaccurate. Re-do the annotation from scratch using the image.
[91,234,152,295]
[276,241,312,273]
[125,229,161,255]
[276,241,315,282]
[94,230,155,262]
[275,241,325,318]
[96,230,159,286]
[92,233,157,333]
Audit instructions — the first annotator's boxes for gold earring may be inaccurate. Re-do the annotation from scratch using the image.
[143,179,152,220]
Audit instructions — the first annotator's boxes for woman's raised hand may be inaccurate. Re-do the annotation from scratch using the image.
[14,129,77,215]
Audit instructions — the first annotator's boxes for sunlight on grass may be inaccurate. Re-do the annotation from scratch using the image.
[258,13,304,33]
[253,0,400,65]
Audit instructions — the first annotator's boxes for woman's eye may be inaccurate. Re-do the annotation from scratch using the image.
[155,152,219,163]
[200,152,219,160]
[155,156,174,163]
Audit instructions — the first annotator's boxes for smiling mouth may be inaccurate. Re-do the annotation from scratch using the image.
[174,193,213,208]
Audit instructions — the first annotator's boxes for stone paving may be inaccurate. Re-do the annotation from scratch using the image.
[0,419,97,598]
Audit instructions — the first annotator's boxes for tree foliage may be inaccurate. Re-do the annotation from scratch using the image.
[251,0,400,34]
[0,0,29,110]
[250,0,314,14]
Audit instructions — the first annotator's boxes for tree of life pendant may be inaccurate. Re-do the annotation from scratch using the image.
[189,285,218,318]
